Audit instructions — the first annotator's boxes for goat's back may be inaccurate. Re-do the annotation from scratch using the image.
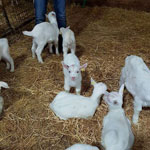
[121,55,150,98]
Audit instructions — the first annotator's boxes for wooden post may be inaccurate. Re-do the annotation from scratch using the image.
[1,0,14,32]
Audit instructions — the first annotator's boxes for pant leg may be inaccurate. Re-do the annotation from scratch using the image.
[34,0,48,24]
[53,0,66,28]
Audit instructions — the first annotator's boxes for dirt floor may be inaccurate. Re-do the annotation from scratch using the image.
[0,4,150,150]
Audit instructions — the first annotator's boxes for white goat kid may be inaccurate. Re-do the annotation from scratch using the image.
[65,143,99,150]
[0,38,14,72]
[62,53,87,95]
[23,11,59,63]
[101,84,134,150]
[120,55,150,124]
[0,81,9,115]
[60,26,76,57]
[50,78,107,120]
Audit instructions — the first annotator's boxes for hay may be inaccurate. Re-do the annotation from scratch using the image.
[0,5,150,150]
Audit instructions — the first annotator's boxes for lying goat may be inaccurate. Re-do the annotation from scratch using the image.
[66,143,99,150]
[50,78,107,120]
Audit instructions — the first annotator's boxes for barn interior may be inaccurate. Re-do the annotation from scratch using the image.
[0,0,150,149]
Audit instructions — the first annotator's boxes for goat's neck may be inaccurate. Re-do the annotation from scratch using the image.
[52,21,58,27]
[49,18,58,27]
[109,106,124,113]
[90,92,102,104]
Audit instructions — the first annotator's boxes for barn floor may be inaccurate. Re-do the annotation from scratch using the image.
[0,5,150,150]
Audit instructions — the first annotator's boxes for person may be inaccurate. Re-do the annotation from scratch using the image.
[34,0,66,28]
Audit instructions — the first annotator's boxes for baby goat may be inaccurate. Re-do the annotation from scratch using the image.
[50,78,107,120]
[0,38,14,72]
[62,53,87,95]
[60,26,76,57]
[101,84,134,150]
[0,81,9,115]
[23,11,59,63]
[120,55,150,124]
[66,143,99,150]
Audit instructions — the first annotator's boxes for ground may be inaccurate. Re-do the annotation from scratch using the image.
[0,4,150,150]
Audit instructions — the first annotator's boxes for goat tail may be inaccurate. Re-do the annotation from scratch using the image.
[22,31,33,37]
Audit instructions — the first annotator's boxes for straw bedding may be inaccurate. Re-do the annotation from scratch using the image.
[0,5,150,150]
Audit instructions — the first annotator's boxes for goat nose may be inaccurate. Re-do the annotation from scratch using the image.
[72,77,75,81]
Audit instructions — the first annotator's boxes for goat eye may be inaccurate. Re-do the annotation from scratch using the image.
[69,71,71,73]
[77,71,79,73]
[113,101,118,105]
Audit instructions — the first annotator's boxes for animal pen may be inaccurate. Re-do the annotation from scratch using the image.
[0,0,150,150]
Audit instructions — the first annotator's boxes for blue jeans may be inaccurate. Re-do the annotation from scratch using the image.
[34,0,66,28]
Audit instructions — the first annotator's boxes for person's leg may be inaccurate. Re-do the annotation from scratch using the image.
[53,0,66,28]
[34,0,48,24]
[53,0,67,53]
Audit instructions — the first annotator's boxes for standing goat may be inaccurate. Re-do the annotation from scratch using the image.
[60,26,76,57]
[62,53,87,95]
[120,55,150,124]
[50,78,107,120]
[23,11,59,63]
[0,38,14,72]
[101,84,134,150]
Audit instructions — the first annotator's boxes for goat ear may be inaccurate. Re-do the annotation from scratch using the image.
[119,84,124,96]
[60,27,65,34]
[61,61,69,69]
[67,26,70,29]
[80,63,88,71]
[0,81,9,90]
[91,78,97,86]
[51,12,56,16]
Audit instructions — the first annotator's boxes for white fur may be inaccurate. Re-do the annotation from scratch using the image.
[0,97,4,115]
[0,81,9,115]
[0,38,14,72]
[23,11,59,63]
[60,27,76,57]
[66,143,99,150]
[62,53,87,95]
[120,55,150,124]
[50,78,107,120]
[101,84,134,150]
